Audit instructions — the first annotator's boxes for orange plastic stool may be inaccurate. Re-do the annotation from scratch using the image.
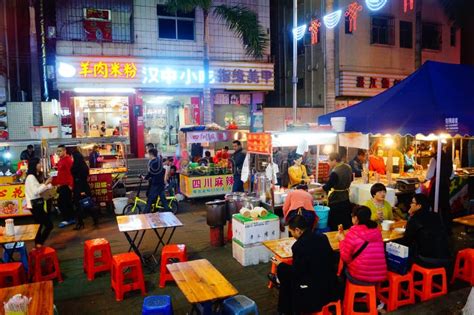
[377,271,415,312]
[159,244,187,288]
[28,247,63,283]
[307,300,342,315]
[343,281,377,315]
[451,248,474,285]
[83,238,112,281]
[0,262,25,288]
[111,252,146,301]
[268,257,293,288]
[411,263,447,302]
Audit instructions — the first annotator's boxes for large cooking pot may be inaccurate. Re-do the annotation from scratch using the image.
[225,194,245,220]
[244,197,261,209]
[205,200,227,227]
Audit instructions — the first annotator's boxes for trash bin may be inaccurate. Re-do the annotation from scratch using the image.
[206,200,227,227]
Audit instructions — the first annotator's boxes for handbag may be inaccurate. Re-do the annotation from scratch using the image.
[40,187,57,201]
[79,196,94,209]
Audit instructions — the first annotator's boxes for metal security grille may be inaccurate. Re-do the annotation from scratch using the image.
[56,0,133,43]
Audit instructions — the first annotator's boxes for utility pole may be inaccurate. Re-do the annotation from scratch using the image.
[292,0,297,124]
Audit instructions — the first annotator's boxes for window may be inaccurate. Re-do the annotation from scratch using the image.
[399,21,413,48]
[345,16,352,34]
[422,23,441,50]
[157,5,195,40]
[450,27,456,47]
[371,16,395,45]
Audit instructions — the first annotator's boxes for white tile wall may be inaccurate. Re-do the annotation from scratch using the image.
[56,0,270,62]
[7,102,61,140]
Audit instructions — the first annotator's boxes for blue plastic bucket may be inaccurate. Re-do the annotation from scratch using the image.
[314,205,330,229]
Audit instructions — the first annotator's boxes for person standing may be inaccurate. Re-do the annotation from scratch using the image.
[53,145,75,228]
[270,215,340,314]
[71,151,97,230]
[25,158,54,248]
[349,149,367,177]
[315,153,353,230]
[143,148,169,213]
[20,144,35,161]
[282,184,318,230]
[88,145,101,168]
[213,146,229,163]
[231,140,246,192]
[272,147,284,185]
[288,155,311,188]
[99,121,106,137]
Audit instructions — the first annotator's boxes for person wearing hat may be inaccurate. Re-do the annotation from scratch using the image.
[288,155,311,188]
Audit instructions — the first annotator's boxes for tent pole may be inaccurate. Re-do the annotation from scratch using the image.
[315,145,320,183]
[434,138,442,213]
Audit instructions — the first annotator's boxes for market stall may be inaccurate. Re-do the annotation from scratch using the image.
[179,127,248,198]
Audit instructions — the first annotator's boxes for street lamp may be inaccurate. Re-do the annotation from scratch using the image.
[292,0,306,125]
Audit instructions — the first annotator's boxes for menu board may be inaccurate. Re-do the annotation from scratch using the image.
[247,132,272,155]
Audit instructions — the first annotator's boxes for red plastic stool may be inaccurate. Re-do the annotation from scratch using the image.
[343,281,377,315]
[411,263,447,302]
[377,271,415,312]
[451,248,474,285]
[111,252,146,301]
[159,244,187,288]
[84,238,112,281]
[29,247,63,283]
[307,300,342,315]
[268,257,293,289]
[0,262,25,288]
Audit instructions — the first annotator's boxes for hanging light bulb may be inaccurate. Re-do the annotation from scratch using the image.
[323,10,342,29]
[365,0,388,11]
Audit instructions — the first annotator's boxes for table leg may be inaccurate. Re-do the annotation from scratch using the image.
[136,230,147,250]
[152,228,167,256]
[195,302,214,315]
[127,231,140,253]
[123,232,145,264]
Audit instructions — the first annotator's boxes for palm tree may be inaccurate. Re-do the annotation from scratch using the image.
[166,0,268,124]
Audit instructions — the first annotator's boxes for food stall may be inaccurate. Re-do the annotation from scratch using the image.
[0,140,43,218]
[45,137,128,208]
[179,127,248,198]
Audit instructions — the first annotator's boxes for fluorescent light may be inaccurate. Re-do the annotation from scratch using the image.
[74,88,136,94]
[272,132,337,147]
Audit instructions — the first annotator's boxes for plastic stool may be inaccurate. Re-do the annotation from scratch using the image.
[222,295,258,315]
[84,238,112,281]
[111,252,146,301]
[308,300,342,315]
[268,257,293,289]
[159,244,187,288]
[411,264,447,302]
[343,281,377,315]
[29,247,63,283]
[3,242,29,273]
[377,271,415,312]
[142,295,173,315]
[451,248,474,285]
[0,262,25,288]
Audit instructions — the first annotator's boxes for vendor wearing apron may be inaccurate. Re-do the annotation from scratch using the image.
[315,153,353,231]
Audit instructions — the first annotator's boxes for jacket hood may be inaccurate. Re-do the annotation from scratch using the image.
[349,224,382,242]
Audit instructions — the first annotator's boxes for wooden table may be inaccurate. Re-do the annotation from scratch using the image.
[0,224,39,262]
[167,259,238,315]
[0,281,53,315]
[116,212,183,270]
[453,214,474,228]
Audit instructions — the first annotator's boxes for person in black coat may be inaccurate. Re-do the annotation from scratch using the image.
[71,150,97,229]
[398,193,451,269]
[271,215,340,314]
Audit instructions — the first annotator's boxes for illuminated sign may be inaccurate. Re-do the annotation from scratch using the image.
[56,56,274,91]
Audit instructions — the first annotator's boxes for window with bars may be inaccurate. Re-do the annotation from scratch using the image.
[157,5,195,40]
[370,16,395,45]
[56,0,133,43]
[422,23,442,50]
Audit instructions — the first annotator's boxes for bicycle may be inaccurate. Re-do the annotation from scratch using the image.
[122,176,179,215]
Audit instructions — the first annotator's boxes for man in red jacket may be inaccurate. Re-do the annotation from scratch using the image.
[53,145,75,228]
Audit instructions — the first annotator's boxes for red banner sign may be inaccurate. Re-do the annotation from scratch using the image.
[247,133,272,155]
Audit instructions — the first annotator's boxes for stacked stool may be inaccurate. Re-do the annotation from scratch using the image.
[377,271,415,312]
[84,238,112,281]
[451,248,474,285]
[411,263,447,302]
[159,244,187,288]
[3,242,29,273]
[29,247,62,283]
[222,295,258,315]
[142,295,173,315]
[111,252,146,301]
[0,262,25,288]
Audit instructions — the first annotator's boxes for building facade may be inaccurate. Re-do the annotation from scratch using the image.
[267,0,460,114]
[53,0,272,157]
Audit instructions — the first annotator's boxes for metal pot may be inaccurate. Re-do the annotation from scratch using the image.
[244,197,261,209]
[205,200,227,227]
[225,194,245,220]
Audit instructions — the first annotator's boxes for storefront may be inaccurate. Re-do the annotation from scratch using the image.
[56,56,274,157]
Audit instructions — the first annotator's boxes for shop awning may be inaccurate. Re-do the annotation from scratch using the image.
[318,61,474,137]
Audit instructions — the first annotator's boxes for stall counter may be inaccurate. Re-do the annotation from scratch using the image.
[180,173,234,198]
[0,183,31,218]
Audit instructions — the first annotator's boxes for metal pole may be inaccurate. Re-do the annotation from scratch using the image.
[2,0,11,101]
[434,138,442,213]
[292,0,297,123]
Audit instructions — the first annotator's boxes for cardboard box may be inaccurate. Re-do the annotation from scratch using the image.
[232,213,280,245]
[232,239,271,266]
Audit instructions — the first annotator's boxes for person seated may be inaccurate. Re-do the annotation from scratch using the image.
[369,146,386,175]
[213,146,229,163]
[282,184,318,230]
[270,215,340,314]
[364,183,394,224]
[199,151,212,166]
[337,206,387,285]
[288,155,310,188]
[349,149,367,177]
[397,193,451,269]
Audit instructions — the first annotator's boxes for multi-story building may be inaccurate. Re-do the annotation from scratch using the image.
[267,0,460,116]
[53,0,272,157]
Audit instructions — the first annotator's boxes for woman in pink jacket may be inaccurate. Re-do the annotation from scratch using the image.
[337,206,387,284]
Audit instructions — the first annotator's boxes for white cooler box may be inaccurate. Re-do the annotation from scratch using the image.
[232,239,271,267]
[232,213,280,246]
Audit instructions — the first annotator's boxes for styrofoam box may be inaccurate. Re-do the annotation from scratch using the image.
[232,214,280,246]
[232,239,271,267]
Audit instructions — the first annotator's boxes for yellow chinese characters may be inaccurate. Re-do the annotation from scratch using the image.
[78,61,137,79]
